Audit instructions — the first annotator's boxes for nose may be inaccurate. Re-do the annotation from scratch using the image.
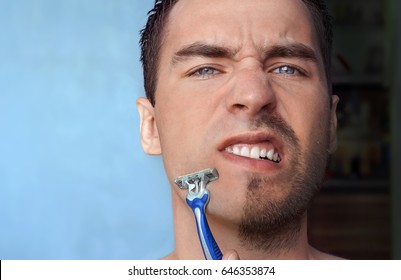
[225,67,276,117]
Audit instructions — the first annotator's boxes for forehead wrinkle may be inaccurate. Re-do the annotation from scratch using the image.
[165,1,323,71]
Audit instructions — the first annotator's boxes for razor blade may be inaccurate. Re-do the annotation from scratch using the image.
[175,168,219,192]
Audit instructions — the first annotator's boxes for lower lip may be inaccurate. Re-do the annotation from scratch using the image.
[221,150,283,173]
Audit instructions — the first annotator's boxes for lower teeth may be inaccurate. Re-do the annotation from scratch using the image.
[259,156,279,163]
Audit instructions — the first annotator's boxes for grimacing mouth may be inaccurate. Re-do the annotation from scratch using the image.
[225,143,281,163]
[219,132,285,164]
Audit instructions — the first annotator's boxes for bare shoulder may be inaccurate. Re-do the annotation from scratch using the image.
[309,246,345,260]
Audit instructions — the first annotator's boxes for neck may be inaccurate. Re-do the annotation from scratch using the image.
[164,191,314,260]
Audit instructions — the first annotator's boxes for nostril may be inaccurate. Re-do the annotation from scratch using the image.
[261,104,271,112]
[232,103,272,113]
[233,104,247,110]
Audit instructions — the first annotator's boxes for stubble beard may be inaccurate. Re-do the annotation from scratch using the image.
[238,113,329,255]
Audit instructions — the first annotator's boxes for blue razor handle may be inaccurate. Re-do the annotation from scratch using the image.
[174,168,222,260]
[186,190,222,260]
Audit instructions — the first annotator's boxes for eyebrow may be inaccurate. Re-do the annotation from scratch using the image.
[172,42,237,64]
[264,43,318,62]
[171,41,318,65]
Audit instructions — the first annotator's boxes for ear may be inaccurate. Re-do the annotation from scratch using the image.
[328,95,339,154]
[136,97,162,155]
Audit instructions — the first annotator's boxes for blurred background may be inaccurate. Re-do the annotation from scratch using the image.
[0,0,400,259]
[0,0,173,259]
[308,0,400,259]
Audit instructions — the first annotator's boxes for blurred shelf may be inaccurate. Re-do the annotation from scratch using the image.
[309,189,391,259]
[333,75,384,88]
[323,179,390,192]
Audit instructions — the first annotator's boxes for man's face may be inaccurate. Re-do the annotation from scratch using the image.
[139,0,338,229]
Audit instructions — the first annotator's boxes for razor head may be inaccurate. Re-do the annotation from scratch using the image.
[174,168,219,190]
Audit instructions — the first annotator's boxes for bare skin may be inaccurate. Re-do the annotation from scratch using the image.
[138,0,340,260]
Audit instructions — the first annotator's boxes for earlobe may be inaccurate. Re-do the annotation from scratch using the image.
[328,95,339,154]
[136,97,162,155]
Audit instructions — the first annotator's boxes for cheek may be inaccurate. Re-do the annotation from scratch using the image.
[154,93,217,181]
[297,101,331,153]
[155,111,192,179]
[279,88,331,149]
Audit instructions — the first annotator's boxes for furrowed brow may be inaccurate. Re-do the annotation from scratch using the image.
[264,43,318,62]
[172,42,237,65]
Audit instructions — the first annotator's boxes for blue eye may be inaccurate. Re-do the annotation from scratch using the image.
[192,67,220,78]
[272,65,299,75]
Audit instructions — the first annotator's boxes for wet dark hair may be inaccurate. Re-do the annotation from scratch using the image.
[140,0,333,106]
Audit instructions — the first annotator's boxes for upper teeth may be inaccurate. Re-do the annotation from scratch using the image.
[225,145,281,163]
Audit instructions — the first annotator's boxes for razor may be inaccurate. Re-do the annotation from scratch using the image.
[175,168,222,260]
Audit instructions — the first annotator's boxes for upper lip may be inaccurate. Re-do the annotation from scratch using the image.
[217,131,284,157]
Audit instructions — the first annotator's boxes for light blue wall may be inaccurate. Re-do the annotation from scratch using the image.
[0,0,174,259]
